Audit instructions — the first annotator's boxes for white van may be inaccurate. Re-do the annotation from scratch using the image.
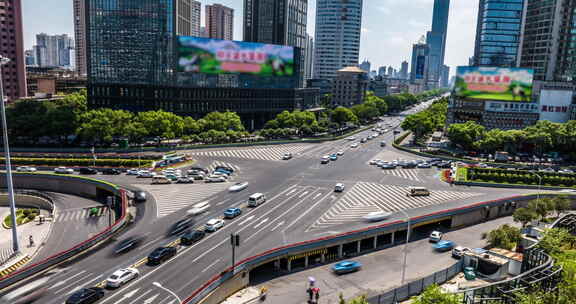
[187,201,211,216]
[248,193,266,207]
[408,187,430,196]
[152,175,172,184]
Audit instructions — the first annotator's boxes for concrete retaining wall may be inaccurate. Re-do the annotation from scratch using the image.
[0,194,53,212]
[198,272,250,304]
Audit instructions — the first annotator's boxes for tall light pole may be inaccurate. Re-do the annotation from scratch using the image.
[398,209,411,285]
[534,173,542,204]
[0,55,19,253]
[152,282,182,304]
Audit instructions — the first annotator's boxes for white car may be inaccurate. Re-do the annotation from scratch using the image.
[126,168,139,175]
[106,268,139,288]
[54,167,74,174]
[334,183,345,192]
[429,231,443,242]
[211,171,229,178]
[282,153,293,160]
[137,171,156,178]
[205,175,226,183]
[346,136,356,141]
[363,211,393,222]
[205,218,224,232]
[16,166,37,172]
[350,143,359,148]
[228,182,249,192]
[369,159,380,165]
[176,177,194,184]
[337,150,344,156]
[452,246,470,259]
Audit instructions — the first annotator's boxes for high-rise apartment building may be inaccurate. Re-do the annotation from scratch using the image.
[206,3,233,40]
[0,0,26,102]
[400,61,409,79]
[34,34,75,68]
[378,66,387,77]
[243,0,308,87]
[519,0,576,81]
[304,34,314,81]
[425,0,450,88]
[176,0,201,37]
[473,0,524,67]
[314,0,363,80]
[332,66,368,106]
[73,0,87,76]
[359,59,371,72]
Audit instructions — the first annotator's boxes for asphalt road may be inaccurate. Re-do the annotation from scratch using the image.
[5,99,555,304]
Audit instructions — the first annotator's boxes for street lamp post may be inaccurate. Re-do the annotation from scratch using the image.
[0,55,19,253]
[152,282,182,304]
[398,209,411,286]
[534,173,542,204]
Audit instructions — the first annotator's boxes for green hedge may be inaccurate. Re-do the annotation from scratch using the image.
[11,153,162,160]
[394,132,410,145]
[0,157,154,167]
[466,167,576,188]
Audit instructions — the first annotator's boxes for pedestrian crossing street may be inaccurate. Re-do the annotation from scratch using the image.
[189,144,313,161]
[53,208,107,222]
[136,183,231,217]
[307,182,483,231]
[381,169,423,182]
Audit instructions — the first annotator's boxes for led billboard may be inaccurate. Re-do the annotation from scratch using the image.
[453,67,533,102]
[177,36,294,77]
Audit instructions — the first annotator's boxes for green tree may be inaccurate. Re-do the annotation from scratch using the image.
[76,109,133,143]
[550,196,571,217]
[537,228,576,256]
[136,110,184,139]
[401,111,435,141]
[446,121,486,151]
[411,284,462,304]
[513,207,537,228]
[486,224,522,250]
[528,199,552,221]
[331,107,358,126]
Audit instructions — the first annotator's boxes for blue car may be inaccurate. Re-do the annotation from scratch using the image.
[433,240,456,252]
[223,208,242,219]
[330,154,338,161]
[214,168,232,175]
[332,260,361,274]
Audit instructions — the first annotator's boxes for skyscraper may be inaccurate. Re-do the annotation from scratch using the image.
[243,0,308,87]
[387,66,394,77]
[378,66,387,77]
[359,59,371,72]
[519,0,576,81]
[304,34,314,81]
[34,34,75,68]
[314,0,363,80]
[440,65,450,88]
[410,37,430,83]
[0,0,26,102]
[73,0,87,76]
[206,3,234,40]
[473,0,524,67]
[425,0,450,88]
[400,61,409,79]
[176,0,201,37]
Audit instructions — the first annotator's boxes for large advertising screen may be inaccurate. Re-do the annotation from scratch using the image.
[454,67,534,102]
[177,36,294,77]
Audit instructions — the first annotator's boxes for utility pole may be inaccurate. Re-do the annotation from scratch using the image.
[230,233,240,274]
[107,196,115,228]
[0,56,19,253]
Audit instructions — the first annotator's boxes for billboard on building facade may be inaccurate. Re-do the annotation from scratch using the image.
[539,90,573,123]
[453,67,533,102]
[177,36,294,77]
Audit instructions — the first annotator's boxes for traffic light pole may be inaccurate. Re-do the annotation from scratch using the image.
[230,233,240,274]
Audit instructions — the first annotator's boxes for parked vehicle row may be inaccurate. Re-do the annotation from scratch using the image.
[369,158,451,169]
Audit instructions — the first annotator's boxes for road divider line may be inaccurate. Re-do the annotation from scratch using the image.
[201,259,221,273]
[253,218,269,229]
[283,191,333,232]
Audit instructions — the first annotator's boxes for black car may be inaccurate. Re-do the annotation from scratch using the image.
[180,230,205,245]
[79,167,98,175]
[167,218,194,236]
[147,246,177,265]
[113,236,144,255]
[189,167,208,174]
[102,168,121,175]
[436,162,452,169]
[66,287,104,304]
[133,191,147,203]
[401,162,417,169]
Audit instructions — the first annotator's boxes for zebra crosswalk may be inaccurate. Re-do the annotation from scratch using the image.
[307,182,483,231]
[136,183,231,217]
[381,169,422,182]
[206,161,240,174]
[189,144,313,161]
[54,208,106,222]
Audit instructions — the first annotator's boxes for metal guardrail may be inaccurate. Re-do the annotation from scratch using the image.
[181,193,554,304]
[0,180,129,290]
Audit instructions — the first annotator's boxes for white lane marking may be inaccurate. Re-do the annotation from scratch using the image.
[287,188,297,196]
[56,273,97,295]
[126,290,152,304]
[142,294,159,304]
[283,191,333,232]
[299,191,309,198]
[141,235,164,250]
[238,215,255,226]
[313,193,322,199]
[48,270,87,289]
[122,288,141,300]
[201,259,221,273]
[270,221,285,232]
[253,218,269,229]
[216,198,231,206]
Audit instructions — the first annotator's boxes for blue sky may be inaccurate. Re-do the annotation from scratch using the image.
[22,0,478,75]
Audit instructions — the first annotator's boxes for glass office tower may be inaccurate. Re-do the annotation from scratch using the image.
[425,0,450,88]
[473,0,524,67]
[87,0,175,85]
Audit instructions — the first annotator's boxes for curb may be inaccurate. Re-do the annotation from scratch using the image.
[0,255,30,277]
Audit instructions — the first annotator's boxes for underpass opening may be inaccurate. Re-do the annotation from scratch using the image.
[249,260,278,284]
[342,242,358,257]
[377,233,392,247]
[360,237,374,252]
[412,217,453,241]
[395,229,408,244]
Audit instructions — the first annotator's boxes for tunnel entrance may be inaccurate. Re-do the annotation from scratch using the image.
[412,217,453,241]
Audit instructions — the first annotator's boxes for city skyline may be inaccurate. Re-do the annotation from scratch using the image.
[21,0,478,77]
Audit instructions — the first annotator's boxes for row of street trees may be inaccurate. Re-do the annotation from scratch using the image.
[446,120,576,159]
[400,97,448,142]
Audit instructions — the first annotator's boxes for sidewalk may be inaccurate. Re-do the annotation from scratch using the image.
[0,207,53,267]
